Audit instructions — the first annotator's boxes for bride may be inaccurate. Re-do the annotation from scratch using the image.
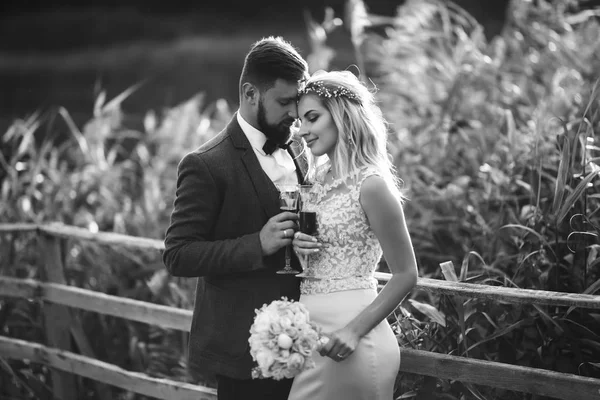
[289,70,419,400]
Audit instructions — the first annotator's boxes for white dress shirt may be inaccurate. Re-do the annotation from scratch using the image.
[237,112,298,186]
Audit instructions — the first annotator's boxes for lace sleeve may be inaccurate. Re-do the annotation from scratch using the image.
[355,168,383,206]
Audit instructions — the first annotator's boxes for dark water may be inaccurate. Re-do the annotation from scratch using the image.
[0,4,508,130]
[1,36,255,124]
[0,13,313,129]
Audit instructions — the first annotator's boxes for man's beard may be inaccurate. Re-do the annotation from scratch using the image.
[257,99,294,144]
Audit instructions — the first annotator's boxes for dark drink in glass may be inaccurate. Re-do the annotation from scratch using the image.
[299,211,317,236]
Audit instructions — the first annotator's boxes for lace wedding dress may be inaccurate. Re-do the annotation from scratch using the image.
[288,167,400,400]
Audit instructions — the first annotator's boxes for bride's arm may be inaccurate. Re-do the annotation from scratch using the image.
[320,174,418,360]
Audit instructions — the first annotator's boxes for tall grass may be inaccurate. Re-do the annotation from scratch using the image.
[341,0,600,398]
[0,86,232,397]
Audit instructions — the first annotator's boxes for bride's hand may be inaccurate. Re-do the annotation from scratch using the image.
[292,232,322,256]
[318,327,360,363]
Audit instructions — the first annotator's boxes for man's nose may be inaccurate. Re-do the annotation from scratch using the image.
[288,105,298,119]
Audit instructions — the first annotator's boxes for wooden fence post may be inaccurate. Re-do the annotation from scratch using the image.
[38,233,78,400]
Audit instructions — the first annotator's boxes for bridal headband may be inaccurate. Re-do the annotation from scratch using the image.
[298,80,360,101]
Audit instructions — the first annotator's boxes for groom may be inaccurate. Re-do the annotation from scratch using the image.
[163,36,309,400]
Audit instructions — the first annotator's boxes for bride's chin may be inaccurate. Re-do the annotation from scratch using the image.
[308,147,324,157]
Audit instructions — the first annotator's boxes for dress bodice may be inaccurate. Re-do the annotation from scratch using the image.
[299,167,382,295]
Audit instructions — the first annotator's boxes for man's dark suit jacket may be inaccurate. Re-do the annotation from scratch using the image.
[163,113,307,380]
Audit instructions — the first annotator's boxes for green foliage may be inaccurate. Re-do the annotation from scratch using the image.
[342,0,600,398]
[0,85,230,397]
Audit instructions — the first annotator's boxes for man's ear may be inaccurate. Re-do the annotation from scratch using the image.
[242,83,258,104]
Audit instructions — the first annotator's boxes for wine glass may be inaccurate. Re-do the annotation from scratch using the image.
[277,184,300,274]
[299,185,318,236]
[298,184,318,273]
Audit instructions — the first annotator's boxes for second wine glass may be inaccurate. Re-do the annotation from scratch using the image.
[299,184,318,236]
[298,184,318,274]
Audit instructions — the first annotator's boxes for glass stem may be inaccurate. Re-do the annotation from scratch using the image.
[285,245,291,269]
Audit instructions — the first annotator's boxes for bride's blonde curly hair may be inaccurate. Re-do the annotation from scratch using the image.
[299,70,405,201]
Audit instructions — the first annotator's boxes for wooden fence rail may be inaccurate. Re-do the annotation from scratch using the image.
[1,223,600,400]
[2,222,599,309]
[0,336,217,400]
[1,275,600,399]
[0,277,193,331]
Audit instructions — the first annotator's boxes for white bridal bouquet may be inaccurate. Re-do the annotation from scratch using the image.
[248,297,323,380]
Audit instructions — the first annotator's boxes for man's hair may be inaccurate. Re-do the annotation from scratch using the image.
[239,36,309,96]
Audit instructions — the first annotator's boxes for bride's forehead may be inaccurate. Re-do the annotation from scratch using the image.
[298,94,324,111]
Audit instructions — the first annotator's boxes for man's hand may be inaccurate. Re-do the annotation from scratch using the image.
[259,212,298,256]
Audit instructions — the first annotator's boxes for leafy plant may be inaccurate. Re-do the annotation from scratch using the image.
[0,84,231,397]
[337,0,600,398]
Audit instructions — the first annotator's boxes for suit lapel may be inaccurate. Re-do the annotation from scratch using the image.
[229,114,280,218]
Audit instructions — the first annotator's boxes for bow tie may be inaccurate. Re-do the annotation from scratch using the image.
[262,139,291,155]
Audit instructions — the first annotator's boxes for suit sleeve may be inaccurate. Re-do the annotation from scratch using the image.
[162,152,265,277]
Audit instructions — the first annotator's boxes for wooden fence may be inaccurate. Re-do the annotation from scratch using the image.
[0,222,599,400]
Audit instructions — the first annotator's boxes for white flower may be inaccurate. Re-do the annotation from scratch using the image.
[287,353,305,371]
[270,361,287,380]
[279,349,290,359]
[284,326,299,339]
[292,311,308,326]
[277,333,293,349]
[269,320,283,335]
[293,334,316,357]
[255,349,275,370]
[279,316,293,330]
[252,312,271,333]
